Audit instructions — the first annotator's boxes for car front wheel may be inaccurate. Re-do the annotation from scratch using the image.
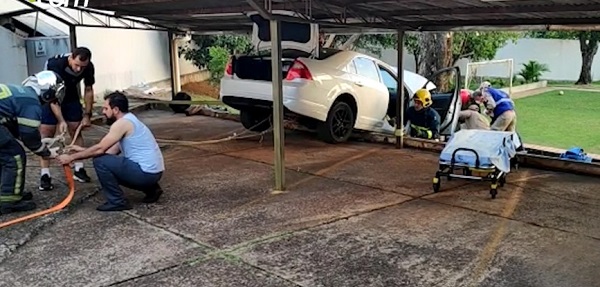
[317,101,355,143]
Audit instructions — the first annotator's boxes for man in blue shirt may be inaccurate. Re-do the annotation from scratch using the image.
[473,86,517,132]
[0,71,63,215]
[57,92,165,212]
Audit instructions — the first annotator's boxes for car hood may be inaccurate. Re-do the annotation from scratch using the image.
[390,67,437,96]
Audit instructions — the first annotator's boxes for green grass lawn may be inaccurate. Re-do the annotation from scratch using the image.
[514,90,600,154]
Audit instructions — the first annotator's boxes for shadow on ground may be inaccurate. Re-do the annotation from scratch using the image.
[1,109,600,287]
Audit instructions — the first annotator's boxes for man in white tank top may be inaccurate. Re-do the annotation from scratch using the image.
[57,92,165,211]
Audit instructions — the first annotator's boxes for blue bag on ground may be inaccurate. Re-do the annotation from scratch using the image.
[559,147,592,163]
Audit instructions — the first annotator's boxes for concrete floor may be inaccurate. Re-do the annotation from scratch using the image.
[1,109,600,287]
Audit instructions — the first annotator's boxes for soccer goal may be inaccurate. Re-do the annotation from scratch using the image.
[464,59,514,96]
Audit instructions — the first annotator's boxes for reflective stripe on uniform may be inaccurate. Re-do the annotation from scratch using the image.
[496,98,514,105]
[14,155,23,196]
[17,117,41,128]
[0,195,22,202]
[0,84,13,99]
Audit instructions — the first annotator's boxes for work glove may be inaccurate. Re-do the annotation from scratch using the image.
[415,129,433,139]
[48,147,61,158]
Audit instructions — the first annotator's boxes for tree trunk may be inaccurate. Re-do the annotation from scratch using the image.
[415,33,435,77]
[576,33,600,85]
[415,32,453,90]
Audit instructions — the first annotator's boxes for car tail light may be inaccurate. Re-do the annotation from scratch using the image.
[225,57,233,76]
[285,60,312,81]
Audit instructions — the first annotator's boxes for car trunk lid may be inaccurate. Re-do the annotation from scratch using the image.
[248,11,319,54]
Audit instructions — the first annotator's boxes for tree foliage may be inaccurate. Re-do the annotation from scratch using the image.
[331,32,518,73]
[450,32,521,64]
[330,34,398,57]
[403,32,520,68]
[179,35,253,68]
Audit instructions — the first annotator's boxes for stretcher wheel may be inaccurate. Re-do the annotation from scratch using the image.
[490,188,497,199]
[433,176,441,193]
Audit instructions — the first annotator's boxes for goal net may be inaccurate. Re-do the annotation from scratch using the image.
[464,59,514,97]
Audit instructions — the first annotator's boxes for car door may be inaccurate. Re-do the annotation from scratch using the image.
[350,57,389,128]
[422,66,462,137]
[377,65,407,119]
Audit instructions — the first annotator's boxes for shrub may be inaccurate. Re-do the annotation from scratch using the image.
[207,46,230,84]
[518,60,550,83]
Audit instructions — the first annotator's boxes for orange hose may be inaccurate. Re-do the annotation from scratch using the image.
[0,165,75,229]
[0,123,84,229]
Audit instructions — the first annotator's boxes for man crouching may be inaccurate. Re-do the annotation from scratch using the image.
[404,89,441,140]
[57,92,165,211]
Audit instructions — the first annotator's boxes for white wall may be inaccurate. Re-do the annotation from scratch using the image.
[1,1,201,94]
[0,28,28,84]
[377,38,600,82]
[75,27,199,95]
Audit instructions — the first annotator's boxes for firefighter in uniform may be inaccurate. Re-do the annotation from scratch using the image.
[0,71,64,215]
[404,89,441,140]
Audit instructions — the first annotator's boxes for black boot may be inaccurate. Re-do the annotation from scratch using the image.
[0,200,37,215]
[96,201,132,212]
[22,192,33,201]
[142,184,163,203]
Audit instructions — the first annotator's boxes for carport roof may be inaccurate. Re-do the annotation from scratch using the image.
[52,0,600,33]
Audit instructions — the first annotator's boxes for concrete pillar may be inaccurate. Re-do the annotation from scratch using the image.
[270,19,286,191]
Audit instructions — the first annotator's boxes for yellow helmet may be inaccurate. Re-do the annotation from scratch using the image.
[414,89,433,108]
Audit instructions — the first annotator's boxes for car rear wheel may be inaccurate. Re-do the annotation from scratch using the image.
[317,101,355,143]
[240,109,272,132]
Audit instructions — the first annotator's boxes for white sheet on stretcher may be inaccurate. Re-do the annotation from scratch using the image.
[439,129,522,173]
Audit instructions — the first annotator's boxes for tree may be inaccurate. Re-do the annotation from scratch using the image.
[405,31,520,76]
[329,34,397,57]
[332,32,519,78]
[179,34,253,69]
[527,31,600,85]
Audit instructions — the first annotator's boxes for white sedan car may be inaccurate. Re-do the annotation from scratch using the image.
[219,12,461,143]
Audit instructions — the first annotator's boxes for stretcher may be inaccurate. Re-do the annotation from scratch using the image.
[432,129,522,199]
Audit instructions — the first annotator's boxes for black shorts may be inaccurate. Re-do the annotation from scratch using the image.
[41,101,83,125]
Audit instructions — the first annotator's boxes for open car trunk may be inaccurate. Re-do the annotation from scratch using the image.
[228,11,319,82]
[231,53,303,82]
[248,11,318,55]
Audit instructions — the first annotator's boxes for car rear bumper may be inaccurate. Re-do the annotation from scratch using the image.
[219,78,328,121]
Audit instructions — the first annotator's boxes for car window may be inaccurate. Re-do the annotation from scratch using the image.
[345,60,357,74]
[353,57,380,82]
[378,66,397,92]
